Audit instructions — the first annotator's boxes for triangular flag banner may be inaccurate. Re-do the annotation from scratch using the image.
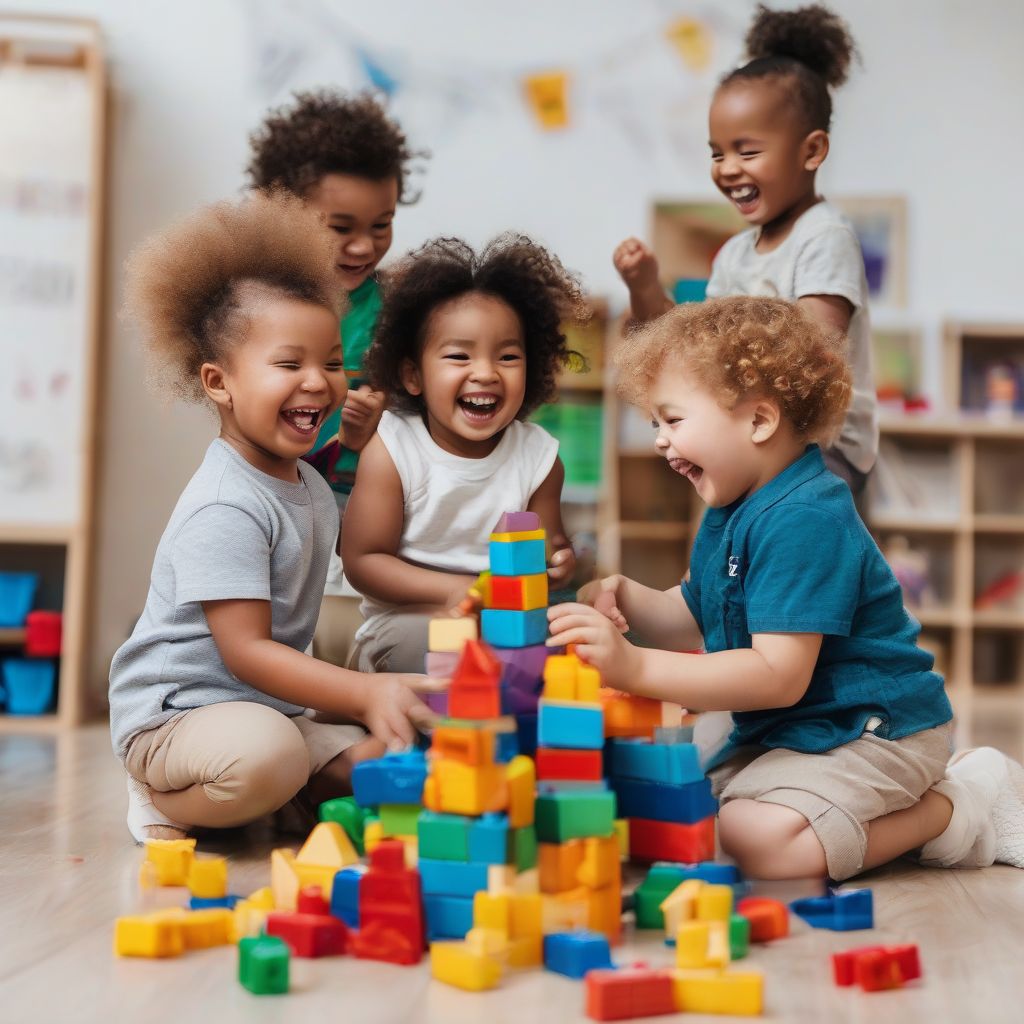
[665,17,712,72]
[356,45,399,96]
[524,70,570,131]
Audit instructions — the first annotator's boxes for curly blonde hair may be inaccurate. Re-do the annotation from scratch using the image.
[123,192,346,403]
[615,297,851,444]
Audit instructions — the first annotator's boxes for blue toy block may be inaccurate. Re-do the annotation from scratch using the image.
[515,713,538,758]
[607,738,704,786]
[418,857,492,897]
[481,608,547,648]
[351,749,426,807]
[329,866,365,928]
[189,894,242,910]
[544,931,615,979]
[789,888,873,931]
[1,658,56,715]
[468,813,510,865]
[489,538,546,576]
[611,776,718,825]
[424,893,475,940]
[537,700,604,750]
[494,728,519,762]
[0,572,38,627]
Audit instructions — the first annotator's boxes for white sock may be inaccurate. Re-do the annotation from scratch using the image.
[990,753,1024,868]
[125,775,189,845]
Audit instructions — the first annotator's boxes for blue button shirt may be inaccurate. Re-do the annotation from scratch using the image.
[682,446,952,768]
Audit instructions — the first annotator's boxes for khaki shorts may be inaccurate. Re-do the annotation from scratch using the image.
[125,701,366,828]
[708,721,954,880]
[349,610,435,674]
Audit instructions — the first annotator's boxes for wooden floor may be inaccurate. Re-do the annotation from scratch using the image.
[3,724,1024,1024]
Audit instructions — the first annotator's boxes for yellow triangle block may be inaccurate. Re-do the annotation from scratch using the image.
[270,848,300,911]
[297,821,358,869]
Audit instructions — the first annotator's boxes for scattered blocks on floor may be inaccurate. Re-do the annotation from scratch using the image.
[790,888,873,931]
[186,855,228,898]
[138,838,196,887]
[736,897,789,942]
[238,935,290,995]
[318,795,368,855]
[430,940,502,991]
[672,966,764,1016]
[833,944,921,991]
[543,930,614,978]
[265,886,349,958]
[585,967,676,1021]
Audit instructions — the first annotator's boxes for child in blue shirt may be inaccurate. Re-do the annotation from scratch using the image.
[549,296,1024,881]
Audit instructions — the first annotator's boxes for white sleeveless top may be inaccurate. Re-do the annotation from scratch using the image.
[355,410,559,637]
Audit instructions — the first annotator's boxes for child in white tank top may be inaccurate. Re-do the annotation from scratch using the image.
[343,234,586,672]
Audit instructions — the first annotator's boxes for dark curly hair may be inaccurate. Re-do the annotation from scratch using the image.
[721,4,859,132]
[246,90,426,202]
[365,234,587,418]
[123,192,345,404]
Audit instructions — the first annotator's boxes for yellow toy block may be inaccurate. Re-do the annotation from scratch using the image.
[426,758,508,817]
[140,838,196,887]
[506,755,536,828]
[294,862,339,896]
[186,855,228,899]
[542,888,590,932]
[506,934,543,968]
[465,926,509,961]
[672,968,764,1016]
[509,893,543,938]
[474,892,511,933]
[364,818,385,852]
[696,883,733,922]
[232,901,268,942]
[539,840,584,893]
[676,920,730,970]
[660,879,703,935]
[469,571,492,607]
[270,848,300,911]
[578,835,619,889]
[297,821,359,869]
[576,664,601,703]
[179,908,233,949]
[489,528,545,543]
[114,914,185,958]
[430,941,502,991]
[542,655,577,700]
[613,819,629,860]
[428,617,478,653]
[432,725,496,766]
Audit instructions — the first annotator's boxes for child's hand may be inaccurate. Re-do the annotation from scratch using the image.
[613,237,660,292]
[547,545,576,586]
[340,386,386,452]
[444,574,482,616]
[361,674,444,752]
[576,575,629,633]
[546,602,642,691]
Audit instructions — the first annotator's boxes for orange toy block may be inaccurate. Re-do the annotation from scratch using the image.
[431,725,496,766]
[736,897,789,942]
[423,758,508,817]
[600,689,662,738]
[539,840,585,893]
[490,573,548,611]
[578,836,620,890]
[543,653,601,703]
[506,755,536,827]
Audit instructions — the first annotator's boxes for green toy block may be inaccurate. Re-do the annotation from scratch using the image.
[513,825,538,872]
[239,935,289,995]
[417,810,471,861]
[634,864,688,930]
[379,802,422,836]
[535,789,616,843]
[729,912,750,960]
[319,796,367,855]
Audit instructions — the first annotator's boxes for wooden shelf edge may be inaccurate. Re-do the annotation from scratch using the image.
[870,516,962,533]
[0,714,64,735]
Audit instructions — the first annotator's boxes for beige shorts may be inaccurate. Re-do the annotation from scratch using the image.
[349,610,435,674]
[125,701,367,827]
[313,594,364,668]
[708,721,954,880]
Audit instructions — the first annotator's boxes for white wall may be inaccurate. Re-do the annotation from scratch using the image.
[4,0,1021,708]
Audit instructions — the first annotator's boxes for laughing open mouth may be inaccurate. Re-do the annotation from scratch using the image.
[280,407,324,435]
[726,184,759,211]
[458,394,500,422]
[668,456,703,486]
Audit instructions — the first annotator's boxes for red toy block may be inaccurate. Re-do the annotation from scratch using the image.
[585,967,676,1021]
[832,945,887,986]
[296,886,330,915]
[490,573,548,611]
[536,747,604,781]
[449,640,503,720]
[265,897,348,958]
[628,816,714,863]
[25,610,62,657]
[887,944,922,983]
[833,944,921,992]
[736,897,790,942]
[351,840,425,965]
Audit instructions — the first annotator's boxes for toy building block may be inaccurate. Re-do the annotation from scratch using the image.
[577,835,621,890]
[265,888,349,958]
[736,897,789,942]
[671,967,764,1016]
[660,879,703,935]
[489,538,546,577]
[544,931,614,979]
[428,616,479,653]
[418,810,472,861]
[600,690,662,739]
[329,866,365,929]
[696,884,734,922]
[423,757,508,818]
[425,893,476,940]
[352,749,427,807]
[729,913,751,960]
[790,888,873,931]
[628,816,715,864]
[513,825,538,872]
[430,940,502,991]
[114,913,185,958]
[426,649,460,678]
[536,789,616,843]
[138,837,197,888]
[538,699,604,750]
[506,755,536,828]
[432,723,498,766]
[238,935,290,995]
[298,821,359,870]
[379,803,422,837]
[232,887,275,942]
[419,858,492,897]
[653,725,695,744]
[613,819,629,859]
[493,511,541,534]
[490,572,548,611]
[494,642,549,694]
[467,812,510,864]
[350,840,425,965]
[634,863,738,930]
[448,640,503,719]
[676,919,730,969]
[543,653,601,703]
[178,908,233,949]
[319,795,369,855]
[542,889,591,933]
[539,839,584,893]
[481,607,547,648]
[190,894,241,910]
[185,855,228,899]
[612,776,718,825]
[607,738,703,786]
[270,849,301,912]
[585,967,676,1021]
[833,944,921,991]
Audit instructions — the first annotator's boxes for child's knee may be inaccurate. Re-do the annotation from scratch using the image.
[718,799,815,872]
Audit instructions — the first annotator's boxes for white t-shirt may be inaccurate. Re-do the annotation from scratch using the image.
[706,201,878,474]
[355,410,559,639]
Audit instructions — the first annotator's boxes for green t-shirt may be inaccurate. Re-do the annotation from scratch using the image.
[306,277,382,495]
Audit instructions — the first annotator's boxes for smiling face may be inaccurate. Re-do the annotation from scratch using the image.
[206,295,347,480]
[400,291,527,459]
[708,79,826,235]
[305,173,399,291]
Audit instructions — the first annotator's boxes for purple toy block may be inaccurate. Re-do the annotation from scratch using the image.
[424,690,449,715]
[426,651,460,677]
[494,642,554,693]
[492,511,540,534]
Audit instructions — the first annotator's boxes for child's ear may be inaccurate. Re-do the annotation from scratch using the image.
[750,399,781,444]
[201,361,233,411]
[399,358,423,396]
[803,129,829,172]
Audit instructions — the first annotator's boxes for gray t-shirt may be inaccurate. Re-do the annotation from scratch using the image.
[108,439,339,759]
[706,201,879,474]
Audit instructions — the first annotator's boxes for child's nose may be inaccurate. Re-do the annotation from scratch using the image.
[301,367,329,392]
[345,233,374,257]
[469,360,499,382]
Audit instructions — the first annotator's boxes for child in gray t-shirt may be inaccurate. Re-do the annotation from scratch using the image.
[109,193,438,843]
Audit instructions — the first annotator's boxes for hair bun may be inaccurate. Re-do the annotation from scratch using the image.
[745,3,857,88]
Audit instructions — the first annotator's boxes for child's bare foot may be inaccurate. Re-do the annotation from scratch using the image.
[142,824,189,841]
[125,776,189,844]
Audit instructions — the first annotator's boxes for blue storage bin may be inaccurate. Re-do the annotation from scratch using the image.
[0,573,39,627]
[2,658,57,715]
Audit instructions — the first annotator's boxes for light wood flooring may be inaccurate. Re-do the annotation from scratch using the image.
[2,724,1023,1024]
